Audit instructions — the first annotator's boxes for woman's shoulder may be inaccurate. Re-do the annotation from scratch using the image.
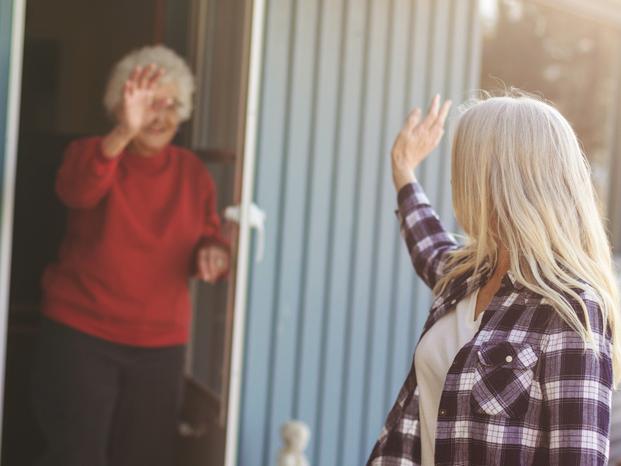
[169,144,201,164]
[170,145,208,171]
[540,284,611,349]
[169,145,216,185]
[64,136,104,152]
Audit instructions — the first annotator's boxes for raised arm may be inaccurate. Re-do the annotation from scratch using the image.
[396,181,459,289]
[391,95,457,289]
[55,137,121,209]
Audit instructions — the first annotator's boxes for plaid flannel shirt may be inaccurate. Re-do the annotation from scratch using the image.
[366,181,613,466]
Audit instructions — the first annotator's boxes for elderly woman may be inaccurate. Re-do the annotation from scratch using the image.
[367,94,619,465]
[31,45,230,466]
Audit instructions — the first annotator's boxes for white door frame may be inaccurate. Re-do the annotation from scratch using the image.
[224,0,266,464]
[0,0,26,458]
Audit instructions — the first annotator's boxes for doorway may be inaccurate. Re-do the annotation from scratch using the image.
[1,0,252,464]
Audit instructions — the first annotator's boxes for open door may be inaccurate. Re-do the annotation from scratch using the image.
[0,0,259,464]
[177,0,258,464]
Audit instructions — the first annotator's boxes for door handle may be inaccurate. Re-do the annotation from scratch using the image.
[224,203,266,263]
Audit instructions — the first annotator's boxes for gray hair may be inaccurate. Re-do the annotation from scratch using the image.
[103,45,195,121]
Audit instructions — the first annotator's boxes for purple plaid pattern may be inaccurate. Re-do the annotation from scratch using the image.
[366,181,613,466]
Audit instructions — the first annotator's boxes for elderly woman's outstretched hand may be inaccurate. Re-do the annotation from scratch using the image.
[391,94,452,191]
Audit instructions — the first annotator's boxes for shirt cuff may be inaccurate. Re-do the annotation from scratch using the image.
[196,235,231,253]
[395,180,431,220]
[90,141,120,176]
[397,180,431,206]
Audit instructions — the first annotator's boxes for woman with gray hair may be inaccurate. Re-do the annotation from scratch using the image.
[31,45,230,466]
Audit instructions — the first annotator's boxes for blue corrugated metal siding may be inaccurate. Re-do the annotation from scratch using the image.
[0,0,14,185]
[240,1,481,464]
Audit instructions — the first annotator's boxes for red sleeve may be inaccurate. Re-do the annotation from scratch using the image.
[55,137,119,209]
[196,168,230,252]
[190,168,231,278]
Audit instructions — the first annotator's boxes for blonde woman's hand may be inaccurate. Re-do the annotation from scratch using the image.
[391,94,452,191]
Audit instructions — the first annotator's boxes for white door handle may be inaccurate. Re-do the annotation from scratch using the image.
[224,203,266,263]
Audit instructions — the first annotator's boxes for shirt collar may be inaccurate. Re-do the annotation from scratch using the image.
[465,266,523,293]
[504,270,524,290]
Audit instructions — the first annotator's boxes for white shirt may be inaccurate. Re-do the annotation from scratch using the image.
[414,288,483,466]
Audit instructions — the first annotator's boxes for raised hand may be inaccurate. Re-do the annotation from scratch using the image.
[119,64,165,137]
[391,94,452,191]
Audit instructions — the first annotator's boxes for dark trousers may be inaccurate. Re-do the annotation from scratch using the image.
[31,317,185,466]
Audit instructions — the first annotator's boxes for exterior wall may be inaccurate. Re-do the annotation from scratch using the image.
[240,1,481,464]
[0,0,13,175]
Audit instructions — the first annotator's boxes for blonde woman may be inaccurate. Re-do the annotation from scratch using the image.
[367,93,618,465]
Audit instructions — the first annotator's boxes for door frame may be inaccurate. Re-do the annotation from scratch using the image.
[0,0,25,458]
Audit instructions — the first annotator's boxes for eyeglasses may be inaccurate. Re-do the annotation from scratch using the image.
[150,97,182,115]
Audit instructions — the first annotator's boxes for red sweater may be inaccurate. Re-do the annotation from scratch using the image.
[42,137,228,347]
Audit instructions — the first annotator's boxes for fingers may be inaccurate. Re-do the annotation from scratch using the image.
[434,99,452,129]
[198,248,213,282]
[147,67,164,88]
[128,65,141,84]
[210,248,230,277]
[428,94,440,117]
[197,246,230,283]
[404,108,421,133]
[137,64,152,88]
[123,80,134,99]
[126,64,163,91]
[205,248,220,282]
[416,94,451,131]
[420,94,440,128]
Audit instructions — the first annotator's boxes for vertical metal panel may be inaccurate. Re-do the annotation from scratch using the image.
[241,1,481,465]
[0,0,24,457]
[361,0,409,458]
[315,1,367,464]
[238,0,295,463]
[404,0,433,376]
[342,0,391,463]
[0,0,13,457]
[0,0,14,176]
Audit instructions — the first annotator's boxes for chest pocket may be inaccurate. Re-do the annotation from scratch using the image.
[470,341,540,418]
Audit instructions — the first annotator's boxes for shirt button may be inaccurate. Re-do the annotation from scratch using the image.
[505,355,513,363]
[450,299,457,305]
[439,409,447,416]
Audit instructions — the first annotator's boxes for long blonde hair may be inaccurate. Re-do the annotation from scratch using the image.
[437,92,621,387]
